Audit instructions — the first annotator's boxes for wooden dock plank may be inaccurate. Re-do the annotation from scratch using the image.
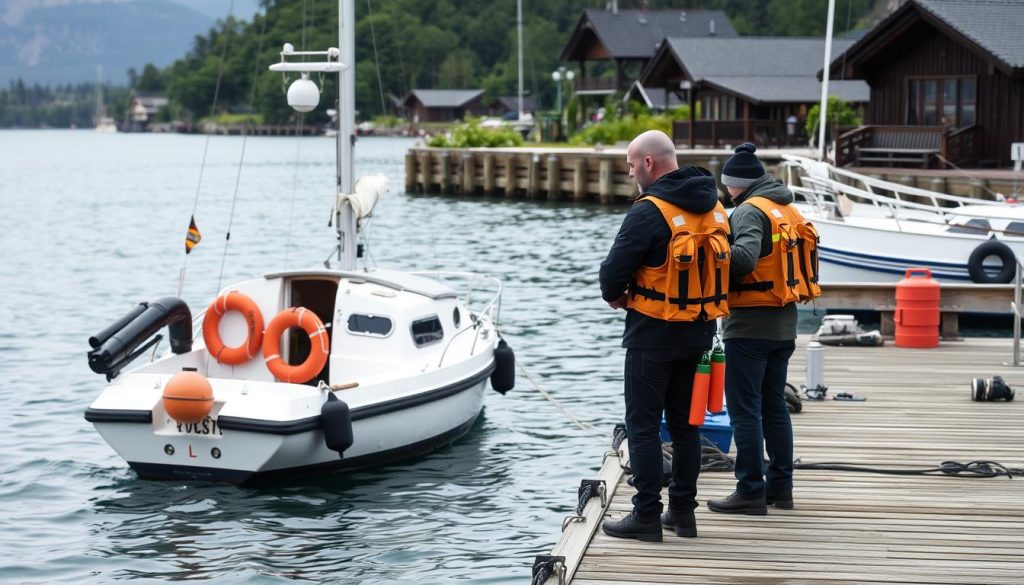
[544,335,1024,585]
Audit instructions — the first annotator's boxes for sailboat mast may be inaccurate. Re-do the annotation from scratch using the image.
[517,0,524,120]
[817,0,837,161]
[337,0,357,269]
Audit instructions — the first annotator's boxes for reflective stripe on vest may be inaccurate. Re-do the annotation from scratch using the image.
[627,196,731,321]
[728,197,820,307]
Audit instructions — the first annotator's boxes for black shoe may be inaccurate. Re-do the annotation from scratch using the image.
[602,510,662,542]
[660,509,697,538]
[707,491,768,515]
[766,489,794,509]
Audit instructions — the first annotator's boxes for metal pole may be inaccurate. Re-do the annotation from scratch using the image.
[1014,260,1021,365]
[556,80,562,119]
[817,0,836,162]
[517,0,524,121]
[337,0,357,270]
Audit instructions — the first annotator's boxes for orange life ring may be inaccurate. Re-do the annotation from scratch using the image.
[263,307,330,383]
[203,291,265,365]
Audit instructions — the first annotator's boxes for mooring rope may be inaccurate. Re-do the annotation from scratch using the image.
[516,361,605,438]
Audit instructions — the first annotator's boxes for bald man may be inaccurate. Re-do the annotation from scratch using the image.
[599,130,726,541]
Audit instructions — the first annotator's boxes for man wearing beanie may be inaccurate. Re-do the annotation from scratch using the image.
[709,142,800,516]
[599,129,729,541]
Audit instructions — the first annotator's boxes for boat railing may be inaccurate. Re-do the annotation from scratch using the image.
[412,271,504,368]
[798,175,955,228]
[781,154,1006,215]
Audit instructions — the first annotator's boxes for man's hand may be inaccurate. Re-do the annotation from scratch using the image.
[607,293,628,309]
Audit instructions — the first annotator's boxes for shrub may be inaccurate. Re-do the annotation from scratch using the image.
[805,96,862,143]
[427,118,524,148]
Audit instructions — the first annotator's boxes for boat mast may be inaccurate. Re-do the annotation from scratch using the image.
[517,0,524,121]
[336,0,357,270]
[817,0,836,161]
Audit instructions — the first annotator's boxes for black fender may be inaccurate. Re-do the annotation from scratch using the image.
[967,239,1016,284]
[490,338,515,395]
[322,393,354,456]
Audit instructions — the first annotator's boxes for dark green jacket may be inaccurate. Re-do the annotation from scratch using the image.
[723,175,799,341]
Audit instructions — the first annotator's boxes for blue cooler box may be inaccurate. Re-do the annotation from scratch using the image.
[660,411,733,453]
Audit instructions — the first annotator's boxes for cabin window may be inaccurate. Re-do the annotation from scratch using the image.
[411,316,444,347]
[453,307,461,328]
[946,218,991,235]
[347,314,393,337]
[1006,222,1024,237]
[907,77,977,128]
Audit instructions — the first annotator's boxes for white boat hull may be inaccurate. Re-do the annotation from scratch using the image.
[88,365,492,484]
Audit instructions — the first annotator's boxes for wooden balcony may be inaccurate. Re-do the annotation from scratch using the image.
[835,125,980,168]
[575,77,617,94]
[672,119,803,148]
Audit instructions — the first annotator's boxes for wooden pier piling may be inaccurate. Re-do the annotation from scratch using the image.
[405,147,1024,204]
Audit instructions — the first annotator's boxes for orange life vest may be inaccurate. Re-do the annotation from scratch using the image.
[728,197,821,307]
[627,196,731,321]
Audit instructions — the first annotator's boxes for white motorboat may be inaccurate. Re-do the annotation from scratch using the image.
[781,154,1023,284]
[84,2,514,484]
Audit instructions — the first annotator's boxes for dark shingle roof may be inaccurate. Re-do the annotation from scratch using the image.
[569,9,737,60]
[915,0,1024,68]
[491,96,538,113]
[702,77,869,104]
[665,37,857,80]
[405,89,484,108]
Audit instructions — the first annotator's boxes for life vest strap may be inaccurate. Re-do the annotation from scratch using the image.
[731,280,773,292]
[631,284,666,302]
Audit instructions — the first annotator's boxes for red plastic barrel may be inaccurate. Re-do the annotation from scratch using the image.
[894,268,940,348]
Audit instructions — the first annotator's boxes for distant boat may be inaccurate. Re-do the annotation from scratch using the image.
[94,66,118,133]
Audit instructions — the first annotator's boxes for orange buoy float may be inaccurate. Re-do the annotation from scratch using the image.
[203,291,265,365]
[263,307,330,383]
[162,371,214,424]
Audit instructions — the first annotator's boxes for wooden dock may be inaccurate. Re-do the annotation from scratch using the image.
[538,336,1024,584]
[405,147,1024,203]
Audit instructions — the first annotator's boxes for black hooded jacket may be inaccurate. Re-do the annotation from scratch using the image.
[599,166,720,349]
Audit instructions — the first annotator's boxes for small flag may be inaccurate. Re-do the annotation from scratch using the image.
[185,215,202,254]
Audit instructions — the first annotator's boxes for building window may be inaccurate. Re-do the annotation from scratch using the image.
[907,77,977,128]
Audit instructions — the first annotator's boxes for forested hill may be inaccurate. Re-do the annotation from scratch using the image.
[164,0,883,124]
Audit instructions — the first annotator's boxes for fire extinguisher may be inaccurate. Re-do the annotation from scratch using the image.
[689,353,711,426]
[708,344,726,414]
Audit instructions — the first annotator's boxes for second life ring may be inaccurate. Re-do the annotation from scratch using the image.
[203,291,265,365]
[967,239,1016,284]
[263,307,330,383]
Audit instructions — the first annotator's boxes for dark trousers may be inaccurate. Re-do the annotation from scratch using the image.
[724,338,796,498]
[623,347,705,519]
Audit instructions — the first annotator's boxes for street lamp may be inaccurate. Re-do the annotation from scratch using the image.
[551,66,575,118]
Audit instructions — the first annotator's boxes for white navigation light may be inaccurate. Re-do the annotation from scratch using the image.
[288,74,320,112]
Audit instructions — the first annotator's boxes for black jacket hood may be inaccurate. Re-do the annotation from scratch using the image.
[642,166,720,213]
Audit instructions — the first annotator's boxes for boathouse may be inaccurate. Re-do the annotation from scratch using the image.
[401,89,485,123]
[559,7,736,116]
[637,37,869,148]
[827,0,1024,168]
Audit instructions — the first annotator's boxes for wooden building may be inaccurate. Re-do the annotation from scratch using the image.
[828,0,1024,168]
[559,8,736,97]
[638,37,869,148]
[487,96,537,118]
[401,89,485,123]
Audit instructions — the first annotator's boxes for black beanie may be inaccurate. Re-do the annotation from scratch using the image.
[721,143,766,188]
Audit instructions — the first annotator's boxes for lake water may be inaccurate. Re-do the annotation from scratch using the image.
[0,131,834,584]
